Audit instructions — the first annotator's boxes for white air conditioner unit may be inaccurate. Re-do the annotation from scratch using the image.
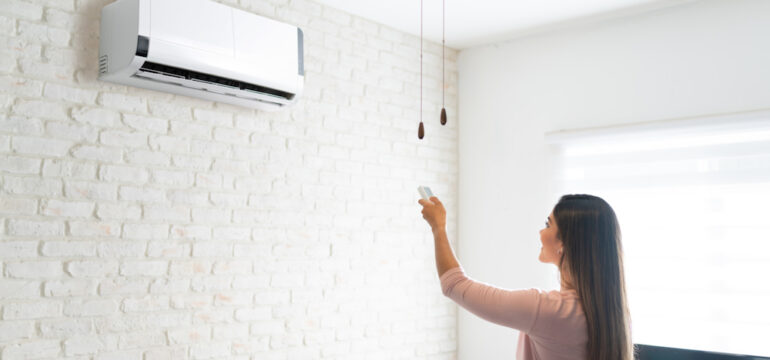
[98,0,304,111]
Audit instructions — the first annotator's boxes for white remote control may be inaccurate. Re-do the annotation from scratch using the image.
[417,186,434,200]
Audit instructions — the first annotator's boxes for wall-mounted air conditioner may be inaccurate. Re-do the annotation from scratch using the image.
[98,0,304,111]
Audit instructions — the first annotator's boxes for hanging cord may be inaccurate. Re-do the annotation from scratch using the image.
[440,0,447,126]
[418,0,425,139]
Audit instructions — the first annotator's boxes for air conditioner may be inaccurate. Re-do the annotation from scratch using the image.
[98,0,304,111]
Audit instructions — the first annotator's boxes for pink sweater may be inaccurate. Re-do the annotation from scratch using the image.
[440,267,587,360]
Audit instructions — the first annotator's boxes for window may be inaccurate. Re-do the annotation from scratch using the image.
[546,111,770,357]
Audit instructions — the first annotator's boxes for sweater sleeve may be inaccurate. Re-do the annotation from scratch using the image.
[439,267,541,333]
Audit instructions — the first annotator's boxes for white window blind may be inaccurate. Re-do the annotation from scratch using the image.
[546,111,770,357]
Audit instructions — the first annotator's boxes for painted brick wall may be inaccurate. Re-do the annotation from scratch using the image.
[0,0,459,359]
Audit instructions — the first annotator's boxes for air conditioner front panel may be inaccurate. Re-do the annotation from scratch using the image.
[149,0,234,57]
[233,8,299,81]
[145,5,300,94]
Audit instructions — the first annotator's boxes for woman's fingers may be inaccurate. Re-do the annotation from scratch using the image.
[418,198,437,207]
[418,196,441,205]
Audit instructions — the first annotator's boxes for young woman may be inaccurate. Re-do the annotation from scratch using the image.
[418,194,633,360]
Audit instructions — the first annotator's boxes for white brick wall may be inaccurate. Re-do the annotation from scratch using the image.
[1,0,459,359]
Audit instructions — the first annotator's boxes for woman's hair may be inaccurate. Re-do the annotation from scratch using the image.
[553,194,634,360]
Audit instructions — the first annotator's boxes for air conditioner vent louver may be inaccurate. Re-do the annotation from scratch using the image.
[137,61,295,101]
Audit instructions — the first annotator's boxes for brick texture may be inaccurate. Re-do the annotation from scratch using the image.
[0,0,458,359]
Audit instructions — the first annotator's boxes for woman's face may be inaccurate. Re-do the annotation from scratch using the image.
[538,212,563,265]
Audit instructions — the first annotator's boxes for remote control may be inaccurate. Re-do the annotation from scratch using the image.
[417,186,434,200]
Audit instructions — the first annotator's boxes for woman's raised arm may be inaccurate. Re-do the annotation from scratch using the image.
[418,196,460,277]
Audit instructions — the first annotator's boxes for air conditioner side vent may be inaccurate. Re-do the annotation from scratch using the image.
[99,55,108,75]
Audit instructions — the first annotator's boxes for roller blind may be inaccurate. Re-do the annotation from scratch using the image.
[546,110,770,357]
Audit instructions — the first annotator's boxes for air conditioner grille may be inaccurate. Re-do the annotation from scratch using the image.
[99,55,108,75]
[139,61,295,101]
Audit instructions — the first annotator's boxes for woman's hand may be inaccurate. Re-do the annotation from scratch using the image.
[418,196,447,231]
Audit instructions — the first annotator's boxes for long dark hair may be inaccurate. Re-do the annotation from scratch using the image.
[553,194,633,360]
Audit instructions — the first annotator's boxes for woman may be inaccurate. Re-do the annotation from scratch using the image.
[418,194,633,360]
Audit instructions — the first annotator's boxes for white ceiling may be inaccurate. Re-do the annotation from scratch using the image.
[313,0,697,49]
